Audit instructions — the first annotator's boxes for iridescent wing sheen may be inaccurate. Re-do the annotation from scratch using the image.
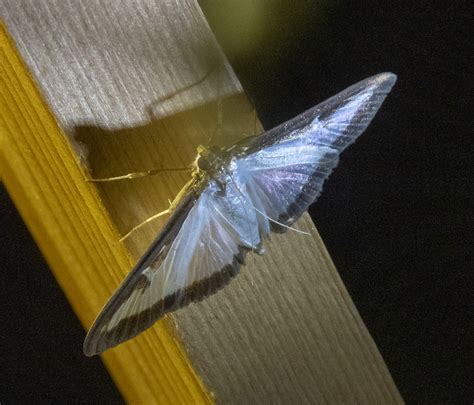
[84,179,262,356]
[235,72,397,231]
[84,72,396,355]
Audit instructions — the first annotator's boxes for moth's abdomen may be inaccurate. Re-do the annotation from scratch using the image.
[208,178,263,251]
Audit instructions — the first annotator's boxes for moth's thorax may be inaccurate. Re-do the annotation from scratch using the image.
[192,145,238,194]
[194,145,228,173]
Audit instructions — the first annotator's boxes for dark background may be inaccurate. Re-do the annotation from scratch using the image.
[1,1,471,403]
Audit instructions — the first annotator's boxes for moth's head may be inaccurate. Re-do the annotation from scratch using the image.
[195,145,223,173]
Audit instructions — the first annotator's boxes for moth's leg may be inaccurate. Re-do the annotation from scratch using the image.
[118,206,173,242]
[252,104,258,136]
[118,179,194,242]
[85,167,191,183]
[229,172,310,238]
[235,95,259,143]
[245,93,259,137]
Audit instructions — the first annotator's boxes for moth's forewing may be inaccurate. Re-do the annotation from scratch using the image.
[83,191,197,356]
[236,73,397,229]
[84,183,249,356]
[243,73,397,153]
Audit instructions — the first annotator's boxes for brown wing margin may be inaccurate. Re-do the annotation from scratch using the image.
[96,248,246,355]
[84,189,248,356]
[83,190,197,356]
[242,73,397,233]
[241,73,397,154]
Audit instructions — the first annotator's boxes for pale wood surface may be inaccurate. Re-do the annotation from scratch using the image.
[2,1,402,403]
[0,21,211,404]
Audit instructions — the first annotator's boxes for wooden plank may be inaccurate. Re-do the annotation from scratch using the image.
[0,22,212,404]
[1,1,403,403]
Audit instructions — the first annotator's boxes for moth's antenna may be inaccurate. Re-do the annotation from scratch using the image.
[86,167,192,182]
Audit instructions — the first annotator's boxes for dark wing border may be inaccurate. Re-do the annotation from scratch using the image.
[238,73,397,231]
[83,189,197,356]
[240,73,397,154]
[84,185,249,356]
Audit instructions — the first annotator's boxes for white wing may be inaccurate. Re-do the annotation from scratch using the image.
[84,180,262,356]
[236,72,397,231]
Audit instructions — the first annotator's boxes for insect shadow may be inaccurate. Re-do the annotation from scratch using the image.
[73,92,257,257]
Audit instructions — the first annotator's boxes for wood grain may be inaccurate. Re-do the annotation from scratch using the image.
[1,1,403,403]
[0,16,212,405]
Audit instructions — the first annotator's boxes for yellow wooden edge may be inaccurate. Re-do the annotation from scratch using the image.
[0,21,212,404]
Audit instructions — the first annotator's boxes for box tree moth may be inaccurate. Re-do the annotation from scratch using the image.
[84,72,397,356]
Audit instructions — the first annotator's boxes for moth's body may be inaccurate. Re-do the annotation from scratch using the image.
[84,73,397,356]
[193,145,237,194]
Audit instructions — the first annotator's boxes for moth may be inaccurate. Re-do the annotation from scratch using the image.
[84,72,397,356]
